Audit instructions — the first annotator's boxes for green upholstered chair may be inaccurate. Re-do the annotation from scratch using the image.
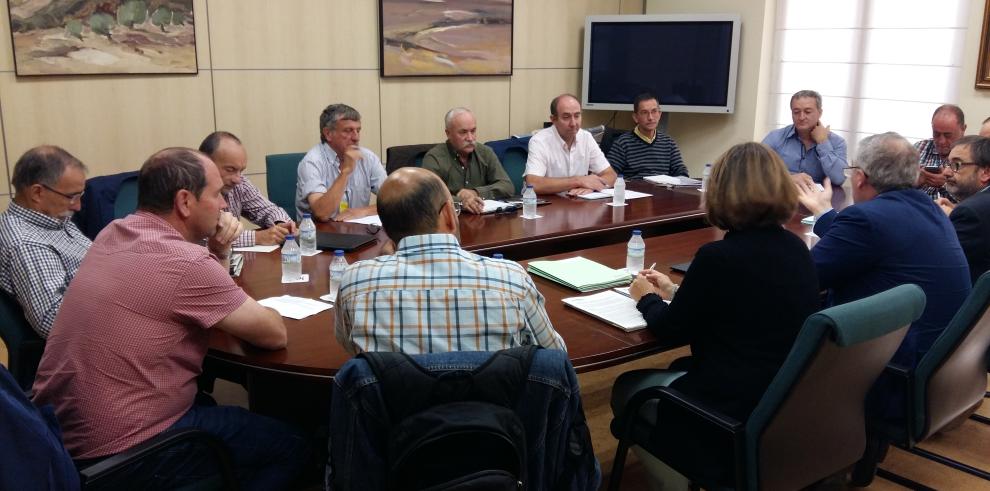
[113,174,139,219]
[500,147,527,195]
[265,153,305,220]
[0,291,44,391]
[855,272,990,487]
[609,284,925,491]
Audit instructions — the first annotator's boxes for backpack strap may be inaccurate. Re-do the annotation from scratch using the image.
[467,345,539,408]
[359,351,438,424]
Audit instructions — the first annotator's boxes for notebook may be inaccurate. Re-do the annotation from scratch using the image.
[316,232,376,252]
[527,256,632,292]
[670,261,692,274]
[562,290,647,332]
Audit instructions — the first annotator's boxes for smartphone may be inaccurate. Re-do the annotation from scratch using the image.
[923,165,943,174]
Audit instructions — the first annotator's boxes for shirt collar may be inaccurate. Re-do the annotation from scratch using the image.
[783,124,799,140]
[396,233,462,255]
[634,126,656,144]
[445,141,472,165]
[8,201,70,231]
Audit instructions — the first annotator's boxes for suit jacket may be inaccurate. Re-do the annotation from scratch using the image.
[950,188,990,284]
[812,188,971,368]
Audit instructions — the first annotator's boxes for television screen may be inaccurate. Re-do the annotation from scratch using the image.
[582,14,740,114]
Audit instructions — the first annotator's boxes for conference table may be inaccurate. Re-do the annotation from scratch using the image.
[205,181,849,418]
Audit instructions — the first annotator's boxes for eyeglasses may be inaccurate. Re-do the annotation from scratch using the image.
[41,184,84,203]
[843,165,869,178]
[947,161,978,172]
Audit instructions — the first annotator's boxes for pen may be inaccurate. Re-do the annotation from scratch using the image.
[648,262,656,271]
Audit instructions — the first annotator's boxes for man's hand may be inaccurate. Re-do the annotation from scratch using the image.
[936,197,955,216]
[456,189,485,214]
[254,222,291,245]
[566,187,593,196]
[575,174,608,191]
[810,123,830,145]
[796,177,833,216]
[919,168,948,188]
[208,211,243,257]
[790,173,815,188]
[340,146,362,175]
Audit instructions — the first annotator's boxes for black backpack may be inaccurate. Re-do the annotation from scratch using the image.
[359,346,538,491]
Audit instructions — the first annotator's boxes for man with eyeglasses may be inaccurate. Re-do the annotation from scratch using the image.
[335,167,565,355]
[606,92,688,180]
[762,89,847,186]
[795,132,970,421]
[936,135,990,283]
[915,104,966,200]
[0,146,91,338]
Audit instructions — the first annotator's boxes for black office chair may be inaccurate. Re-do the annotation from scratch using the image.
[0,290,44,391]
[854,271,990,487]
[385,143,435,174]
[609,284,925,491]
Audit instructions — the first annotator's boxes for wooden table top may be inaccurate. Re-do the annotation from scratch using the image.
[207,183,850,379]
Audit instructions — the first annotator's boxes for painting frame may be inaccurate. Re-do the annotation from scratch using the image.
[976,0,990,89]
[6,0,198,77]
[378,0,513,78]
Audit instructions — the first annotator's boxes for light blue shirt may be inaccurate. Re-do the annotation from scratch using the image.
[762,124,847,185]
[295,142,387,219]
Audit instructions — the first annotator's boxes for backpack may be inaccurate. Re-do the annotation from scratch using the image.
[359,346,538,491]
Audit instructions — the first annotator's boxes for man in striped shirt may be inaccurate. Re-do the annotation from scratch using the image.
[335,167,566,355]
[607,93,689,180]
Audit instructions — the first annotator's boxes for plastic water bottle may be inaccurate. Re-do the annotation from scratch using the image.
[700,163,712,192]
[299,213,317,254]
[493,253,504,260]
[281,234,302,282]
[626,229,645,273]
[328,250,348,299]
[612,174,626,206]
[522,185,537,218]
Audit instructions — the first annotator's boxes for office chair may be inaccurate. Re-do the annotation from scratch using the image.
[500,147,527,194]
[609,284,925,491]
[265,152,305,220]
[0,290,44,391]
[854,271,990,487]
[384,143,435,174]
[113,174,139,219]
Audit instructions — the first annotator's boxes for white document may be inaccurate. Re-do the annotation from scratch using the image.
[233,244,280,253]
[577,188,652,200]
[258,295,332,320]
[482,200,515,213]
[562,290,647,332]
[644,175,702,187]
[345,215,383,226]
[281,273,310,284]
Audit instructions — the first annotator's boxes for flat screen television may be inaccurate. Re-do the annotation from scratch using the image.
[582,14,741,114]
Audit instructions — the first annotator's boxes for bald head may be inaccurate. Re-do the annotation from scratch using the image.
[378,167,454,243]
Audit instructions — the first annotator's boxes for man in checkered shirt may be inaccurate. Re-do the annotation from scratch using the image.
[335,167,566,355]
[198,131,296,247]
[0,145,91,338]
[915,104,966,200]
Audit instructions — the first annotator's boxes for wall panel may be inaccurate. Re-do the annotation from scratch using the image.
[513,0,621,69]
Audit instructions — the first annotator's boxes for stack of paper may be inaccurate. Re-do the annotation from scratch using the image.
[258,295,332,320]
[577,188,653,200]
[527,256,632,292]
[644,175,702,187]
[345,215,383,226]
[562,290,647,331]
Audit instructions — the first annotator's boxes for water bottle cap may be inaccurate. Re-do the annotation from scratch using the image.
[618,174,624,178]
[334,250,344,256]
[493,253,504,259]
[705,163,712,167]
[526,184,533,189]
[632,229,642,236]
[285,234,294,240]
[302,213,311,219]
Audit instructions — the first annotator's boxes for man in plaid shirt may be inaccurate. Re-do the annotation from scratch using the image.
[915,104,966,200]
[198,131,295,247]
[335,167,566,355]
[0,146,91,338]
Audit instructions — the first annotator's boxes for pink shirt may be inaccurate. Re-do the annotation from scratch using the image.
[32,211,248,459]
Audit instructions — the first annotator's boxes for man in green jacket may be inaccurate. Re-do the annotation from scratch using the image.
[422,107,514,214]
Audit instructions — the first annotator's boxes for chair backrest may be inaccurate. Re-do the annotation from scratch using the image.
[745,284,926,491]
[385,144,435,174]
[113,175,139,219]
[0,290,44,391]
[501,147,527,194]
[265,153,305,220]
[73,170,139,240]
[913,271,990,440]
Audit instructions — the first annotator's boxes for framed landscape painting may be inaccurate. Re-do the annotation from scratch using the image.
[379,0,513,77]
[7,0,197,76]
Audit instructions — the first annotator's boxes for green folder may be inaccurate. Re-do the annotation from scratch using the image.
[527,256,632,292]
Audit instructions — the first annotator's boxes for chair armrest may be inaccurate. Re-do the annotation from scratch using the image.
[79,427,236,489]
[619,385,744,437]
[879,362,920,444]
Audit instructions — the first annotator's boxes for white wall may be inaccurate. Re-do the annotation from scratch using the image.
[956,0,990,129]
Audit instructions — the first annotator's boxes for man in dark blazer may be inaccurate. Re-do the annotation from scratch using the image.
[795,132,971,373]
[937,135,990,284]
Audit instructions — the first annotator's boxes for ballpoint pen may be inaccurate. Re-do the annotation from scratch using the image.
[648,262,656,271]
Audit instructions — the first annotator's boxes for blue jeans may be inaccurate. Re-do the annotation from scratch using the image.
[80,404,311,491]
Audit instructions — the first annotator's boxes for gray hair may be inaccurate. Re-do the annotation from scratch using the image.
[932,104,965,127]
[11,145,87,194]
[856,132,920,192]
[319,104,361,143]
[444,107,472,130]
[790,90,822,110]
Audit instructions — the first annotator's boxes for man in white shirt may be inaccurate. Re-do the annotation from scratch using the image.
[523,93,617,195]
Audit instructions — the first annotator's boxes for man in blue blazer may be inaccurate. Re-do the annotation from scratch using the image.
[937,135,990,284]
[796,132,971,373]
